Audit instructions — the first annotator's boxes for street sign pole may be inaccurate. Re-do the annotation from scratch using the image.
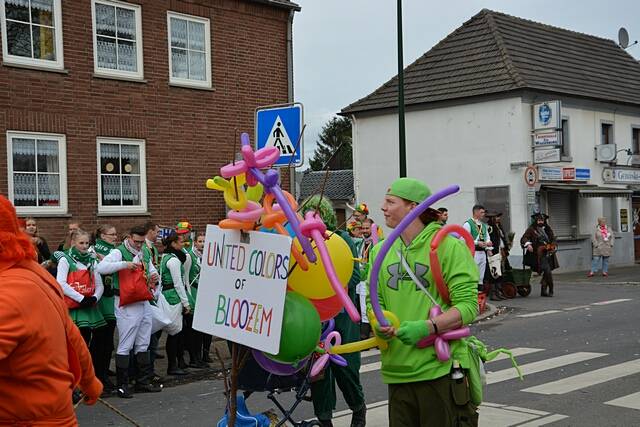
[397,0,406,178]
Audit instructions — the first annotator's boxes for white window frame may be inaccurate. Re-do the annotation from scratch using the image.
[6,130,68,215]
[96,137,147,214]
[167,11,211,88]
[91,0,144,80]
[0,0,65,70]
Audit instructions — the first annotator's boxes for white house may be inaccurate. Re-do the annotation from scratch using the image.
[341,9,640,272]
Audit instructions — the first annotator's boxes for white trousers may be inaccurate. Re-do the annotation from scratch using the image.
[474,252,486,285]
[356,282,369,323]
[114,297,153,355]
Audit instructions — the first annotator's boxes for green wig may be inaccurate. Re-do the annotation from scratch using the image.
[300,195,338,231]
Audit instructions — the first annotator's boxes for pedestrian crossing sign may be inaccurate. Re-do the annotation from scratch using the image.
[255,103,303,167]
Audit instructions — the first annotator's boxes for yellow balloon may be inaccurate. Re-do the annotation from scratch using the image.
[330,310,400,355]
[288,232,354,300]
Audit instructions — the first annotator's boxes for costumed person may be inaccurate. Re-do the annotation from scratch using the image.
[58,221,81,251]
[304,195,367,427]
[357,217,376,340]
[437,207,449,225]
[463,205,493,290]
[142,221,165,372]
[161,232,203,375]
[368,178,479,427]
[24,217,51,264]
[485,213,506,301]
[176,219,193,249]
[55,229,108,396]
[588,217,614,277]
[353,202,369,223]
[0,195,102,425]
[520,212,559,297]
[187,231,213,363]
[92,224,119,394]
[96,225,162,398]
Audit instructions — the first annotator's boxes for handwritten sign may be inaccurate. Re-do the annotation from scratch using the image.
[193,225,291,354]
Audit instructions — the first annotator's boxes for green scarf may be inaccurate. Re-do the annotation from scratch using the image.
[94,238,115,257]
[70,247,94,267]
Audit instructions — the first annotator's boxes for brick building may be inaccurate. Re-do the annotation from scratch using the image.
[0,0,299,245]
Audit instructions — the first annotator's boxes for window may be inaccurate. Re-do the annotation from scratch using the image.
[167,12,211,88]
[92,0,143,79]
[632,128,640,155]
[601,122,613,145]
[97,138,147,213]
[6,131,67,214]
[561,118,570,158]
[0,0,64,70]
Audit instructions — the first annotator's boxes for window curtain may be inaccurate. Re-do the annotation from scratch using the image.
[37,174,59,204]
[5,0,29,8]
[37,140,59,172]
[102,175,121,202]
[13,174,36,203]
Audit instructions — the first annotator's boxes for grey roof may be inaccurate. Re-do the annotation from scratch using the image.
[248,0,300,11]
[299,169,354,201]
[342,9,640,114]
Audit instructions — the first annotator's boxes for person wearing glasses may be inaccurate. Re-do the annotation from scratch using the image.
[91,224,119,395]
[96,225,162,398]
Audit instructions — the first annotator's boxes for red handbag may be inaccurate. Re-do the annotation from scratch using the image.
[64,269,95,309]
[118,267,153,306]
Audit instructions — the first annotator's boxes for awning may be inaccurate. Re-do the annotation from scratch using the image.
[541,184,633,198]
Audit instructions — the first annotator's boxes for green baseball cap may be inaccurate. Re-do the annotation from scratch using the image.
[386,178,431,203]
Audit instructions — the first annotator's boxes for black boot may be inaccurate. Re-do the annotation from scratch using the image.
[540,283,549,297]
[548,281,554,297]
[317,420,333,427]
[135,351,162,393]
[202,334,213,363]
[351,405,366,427]
[115,354,133,398]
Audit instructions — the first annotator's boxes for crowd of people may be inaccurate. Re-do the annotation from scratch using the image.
[15,216,213,400]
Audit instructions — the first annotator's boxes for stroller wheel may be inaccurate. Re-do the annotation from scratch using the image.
[517,284,532,297]
[501,282,517,299]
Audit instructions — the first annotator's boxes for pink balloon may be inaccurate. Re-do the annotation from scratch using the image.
[371,223,379,245]
[415,304,471,361]
[300,211,360,323]
[311,331,347,377]
[227,201,264,222]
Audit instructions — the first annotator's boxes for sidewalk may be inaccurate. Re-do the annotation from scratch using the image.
[552,263,640,285]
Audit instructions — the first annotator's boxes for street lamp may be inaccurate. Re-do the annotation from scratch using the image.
[397,0,406,178]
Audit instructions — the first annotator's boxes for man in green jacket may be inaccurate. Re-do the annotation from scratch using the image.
[369,177,479,427]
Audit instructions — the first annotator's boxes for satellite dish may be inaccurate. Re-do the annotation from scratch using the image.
[619,27,629,48]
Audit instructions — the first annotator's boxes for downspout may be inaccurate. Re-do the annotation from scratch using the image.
[350,114,358,207]
[287,9,296,194]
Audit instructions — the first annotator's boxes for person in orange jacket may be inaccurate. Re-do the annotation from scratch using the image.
[0,195,103,426]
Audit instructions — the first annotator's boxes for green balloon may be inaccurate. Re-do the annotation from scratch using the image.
[265,291,321,364]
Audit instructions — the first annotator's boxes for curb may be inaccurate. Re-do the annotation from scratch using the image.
[475,302,497,322]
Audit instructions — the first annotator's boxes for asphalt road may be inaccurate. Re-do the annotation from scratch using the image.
[76,275,640,426]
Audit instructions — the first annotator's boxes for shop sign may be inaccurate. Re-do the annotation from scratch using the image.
[533,131,562,147]
[534,148,561,164]
[603,167,640,184]
[533,101,561,130]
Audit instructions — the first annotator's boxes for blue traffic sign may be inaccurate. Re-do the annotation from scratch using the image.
[255,103,303,167]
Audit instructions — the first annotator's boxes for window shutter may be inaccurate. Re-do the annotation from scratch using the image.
[547,191,576,237]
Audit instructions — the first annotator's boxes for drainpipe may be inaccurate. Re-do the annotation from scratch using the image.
[287,9,296,194]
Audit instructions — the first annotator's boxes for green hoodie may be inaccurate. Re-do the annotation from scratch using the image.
[367,221,479,384]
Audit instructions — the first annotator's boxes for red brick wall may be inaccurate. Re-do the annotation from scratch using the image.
[0,0,293,245]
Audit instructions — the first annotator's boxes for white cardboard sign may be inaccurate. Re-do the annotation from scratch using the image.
[192,225,291,354]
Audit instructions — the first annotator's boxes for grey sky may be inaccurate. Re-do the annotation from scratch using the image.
[292,0,640,169]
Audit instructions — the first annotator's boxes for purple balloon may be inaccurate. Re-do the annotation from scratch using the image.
[252,349,306,376]
[369,185,460,327]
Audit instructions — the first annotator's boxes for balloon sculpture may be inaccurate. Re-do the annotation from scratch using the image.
[310,319,347,377]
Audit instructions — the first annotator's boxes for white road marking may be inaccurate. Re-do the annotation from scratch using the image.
[591,298,633,306]
[517,414,570,426]
[359,361,381,373]
[605,391,640,410]
[487,352,607,384]
[489,347,544,362]
[523,359,640,395]
[516,310,562,318]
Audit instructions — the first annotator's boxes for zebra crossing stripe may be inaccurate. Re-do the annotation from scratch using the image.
[591,298,632,306]
[487,352,607,384]
[489,347,544,362]
[522,359,640,395]
[605,391,640,410]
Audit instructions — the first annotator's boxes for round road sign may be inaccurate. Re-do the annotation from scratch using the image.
[524,166,538,187]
